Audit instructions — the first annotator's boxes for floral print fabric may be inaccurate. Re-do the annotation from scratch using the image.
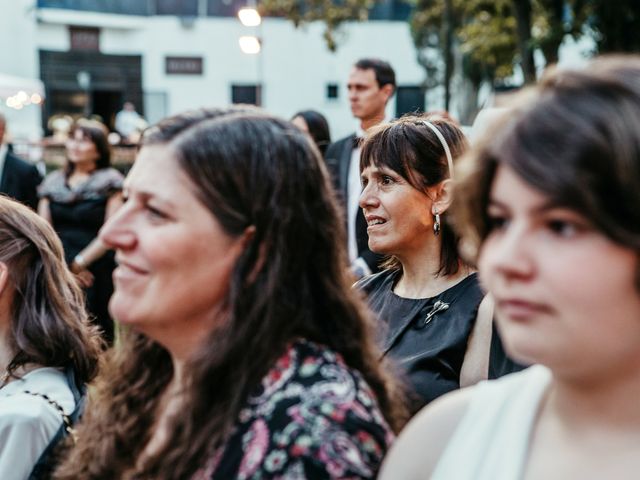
[199,340,394,479]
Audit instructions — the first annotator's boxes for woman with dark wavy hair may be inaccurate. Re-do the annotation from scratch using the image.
[38,119,124,342]
[380,56,640,479]
[54,108,406,479]
[0,197,102,479]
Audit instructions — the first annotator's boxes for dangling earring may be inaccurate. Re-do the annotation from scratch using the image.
[433,208,441,236]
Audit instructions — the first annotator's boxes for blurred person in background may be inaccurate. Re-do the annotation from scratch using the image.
[38,119,124,343]
[357,114,489,414]
[469,106,527,380]
[115,102,147,144]
[54,108,406,479]
[0,112,41,210]
[291,110,331,157]
[0,197,102,479]
[380,55,640,479]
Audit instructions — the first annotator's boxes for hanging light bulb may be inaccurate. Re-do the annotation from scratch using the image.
[239,35,261,54]
[238,7,261,27]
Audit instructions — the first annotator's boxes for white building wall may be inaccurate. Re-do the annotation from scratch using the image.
[0,0,40,78]
[0,0,44,140]
[0,4,596,142]
[30,9,426,139]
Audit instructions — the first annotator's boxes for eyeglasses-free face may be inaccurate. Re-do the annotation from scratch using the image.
[479,165,640,377]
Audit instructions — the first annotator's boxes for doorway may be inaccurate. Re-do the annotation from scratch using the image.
[93,90,123,130]
[40,50,143,134]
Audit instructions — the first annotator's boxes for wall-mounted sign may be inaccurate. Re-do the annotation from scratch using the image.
[70,27,100,51]
[165,56,203,75]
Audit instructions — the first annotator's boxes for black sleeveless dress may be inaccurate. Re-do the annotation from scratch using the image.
[38,168,124,342]
[358,269,484,414]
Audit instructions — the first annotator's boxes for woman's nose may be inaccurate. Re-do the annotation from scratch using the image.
[359,183,378,209]
[99,205,136,250]
[481,223,535,281]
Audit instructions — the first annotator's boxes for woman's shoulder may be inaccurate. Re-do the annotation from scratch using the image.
[38,169,66,197]
[378,385,475,479]
[0,392,64,428]
[255,340,392,431]
[97,167,125,180]
[0,393,58,479]
[91,167,125,189]
[42,168,66,182]
[61,167,124,200]
[0,368,75,415]
[446,272,483,299]
[355,269,397,295]
[439,272,485,320]
[0,368,75,474]
[222,340,393,478]
[379,366,551,479]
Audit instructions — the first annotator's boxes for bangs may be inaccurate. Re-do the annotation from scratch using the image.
[488,89,640,247]
[360,122,422,190]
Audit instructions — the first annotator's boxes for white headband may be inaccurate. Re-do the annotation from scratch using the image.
[422,121,454,179]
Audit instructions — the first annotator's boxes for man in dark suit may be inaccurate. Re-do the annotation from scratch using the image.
[0,113,42,210]
[325,58,396,278]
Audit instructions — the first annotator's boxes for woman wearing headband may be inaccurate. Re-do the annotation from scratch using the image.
[379,56,640,479]
[357,114,489,414]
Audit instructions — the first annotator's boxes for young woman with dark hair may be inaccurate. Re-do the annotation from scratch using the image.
[291,110,332,156]
[380,55,640,479]
[357,113,490,413]
[54,108,406,479]
[0,196,102,479]
[38,119,124,342]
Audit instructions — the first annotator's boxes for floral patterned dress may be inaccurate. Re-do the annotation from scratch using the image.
[195,340,394,479]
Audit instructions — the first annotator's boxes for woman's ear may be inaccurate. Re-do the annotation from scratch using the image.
[0,262,10,298]
[431,179,454,215]
[239,226,266,284]
[240,225,256,248]
[0,262,14,322]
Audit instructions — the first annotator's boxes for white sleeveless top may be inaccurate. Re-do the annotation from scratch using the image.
[0,368,75,480]
[432,365,552,480]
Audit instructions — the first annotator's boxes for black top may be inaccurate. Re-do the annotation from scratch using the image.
[38,168,124,342]
[488,322,528,379]
[358,269,484,413]
[0,150,42,210]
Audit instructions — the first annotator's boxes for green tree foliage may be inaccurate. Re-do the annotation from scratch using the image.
[412,0,640,88]
[411,0,549,85]
[260,0,375,51]
[577,1,640,53]
[263,0,640,118]
[534,0,567,64]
